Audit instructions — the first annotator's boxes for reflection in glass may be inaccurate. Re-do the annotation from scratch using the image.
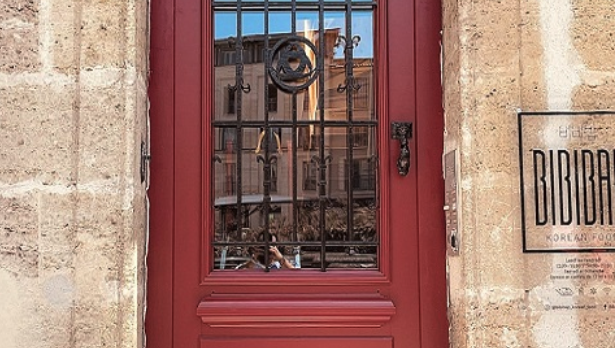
[214,0,374,2]
[213,2,377,271]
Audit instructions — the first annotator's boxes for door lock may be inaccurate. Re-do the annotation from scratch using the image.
[391,122,413,176]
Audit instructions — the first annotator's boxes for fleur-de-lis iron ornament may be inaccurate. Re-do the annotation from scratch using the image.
[227,79,251,94]
[257,154,278,194]
[268,36,318,93]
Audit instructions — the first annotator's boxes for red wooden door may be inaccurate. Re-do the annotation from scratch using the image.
[147,0,446,347]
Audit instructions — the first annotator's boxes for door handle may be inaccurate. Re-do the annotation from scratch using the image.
[391,122,413,176]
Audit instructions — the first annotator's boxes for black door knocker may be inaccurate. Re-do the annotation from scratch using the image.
[391,122,413,176]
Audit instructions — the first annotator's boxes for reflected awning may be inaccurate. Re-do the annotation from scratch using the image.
[214,194,298,207]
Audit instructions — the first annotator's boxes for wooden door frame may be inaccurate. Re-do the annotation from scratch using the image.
[146,0,446,347]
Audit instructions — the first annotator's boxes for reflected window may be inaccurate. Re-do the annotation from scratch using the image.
[268,84,278,112]
[353,127,369,147]
[346,158,375,191]
[270,162,278,193]
[220,128,237,152]
[223,163,237,195]
[303,91,310,111]
[303,161,318,191]
[353,77,369,110]
[226,88,236,114]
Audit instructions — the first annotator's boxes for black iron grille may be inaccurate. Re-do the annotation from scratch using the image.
[213,0,378,271]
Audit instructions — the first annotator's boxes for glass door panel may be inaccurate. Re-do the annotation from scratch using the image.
[213,0,377,271]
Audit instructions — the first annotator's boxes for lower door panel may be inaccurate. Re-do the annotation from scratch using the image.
[200,337,393,348]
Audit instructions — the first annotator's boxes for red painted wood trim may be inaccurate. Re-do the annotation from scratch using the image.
[385,0,422,347]
[377,0,392,282]
[145,0,175,346]
[415,0,448,346]
[201,0,215,281]
[197,293,396,328]
[201,337,393,348]
[173,0,203,347]
[201,270,388,286]
[199,1,393,285]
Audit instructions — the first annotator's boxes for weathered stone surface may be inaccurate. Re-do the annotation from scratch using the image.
[49,0,78,73]
[0,85,75,184]
[74,192,124,247]
[78,80,127,182]
[571,2,615,71]
[80,0,127,68]
[0,0,147,347]
[0,193,39,277]
[445,0,615,347]
[40,192,75,247]
[0,0,41,73]
[573,76,615,109]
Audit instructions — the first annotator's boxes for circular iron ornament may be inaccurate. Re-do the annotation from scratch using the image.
[268,36,318,93]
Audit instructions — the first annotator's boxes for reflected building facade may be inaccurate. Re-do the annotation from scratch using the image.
[212,29,378,269]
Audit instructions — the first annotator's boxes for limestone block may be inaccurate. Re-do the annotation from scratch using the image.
[447,302,469,348]
[0,193,39,277]
[72,193,125,306]
[461,0,519,49]
[126,187,147,348]
[473,75,521,112]
[74,192,123,247]
[571,2,615,71]
[38,192,78,274]
[0,193,37,243]
[38,303,73,347]
[573,77,615,110]
[40,247,74,273]
[466,96,519,173]
[73,245,121,299]
[467,183,524,286]
[0,0,41,73]
[519,2,547,110]
[521,254,552,287]
[578,313,615,347]
[40,191,75,247]
[80,0,127,68]
[49,0,78,73]
[74,305,120,348]
[134,0,149,71]
[0,270,24,348]
[0,85,75,184]
[78,81,127,182]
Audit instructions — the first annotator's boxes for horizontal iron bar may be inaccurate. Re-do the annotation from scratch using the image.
[212,1,376,12]
[213,196,376,204]
[213,241,379,247]
[215,198,299,206]
[212,120,378,127]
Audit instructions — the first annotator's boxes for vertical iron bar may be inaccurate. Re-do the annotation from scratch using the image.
[318,0,326,271]
[235,0,244,240]
[344,0,355,247]
[291,0,296,33]
[263,0,271,271]
[291,0,299,256]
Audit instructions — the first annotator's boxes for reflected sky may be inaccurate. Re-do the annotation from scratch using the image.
[214,11,373,58]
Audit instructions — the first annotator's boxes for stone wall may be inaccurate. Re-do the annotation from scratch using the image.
[444,0,615,347]
[0,0,148,347]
